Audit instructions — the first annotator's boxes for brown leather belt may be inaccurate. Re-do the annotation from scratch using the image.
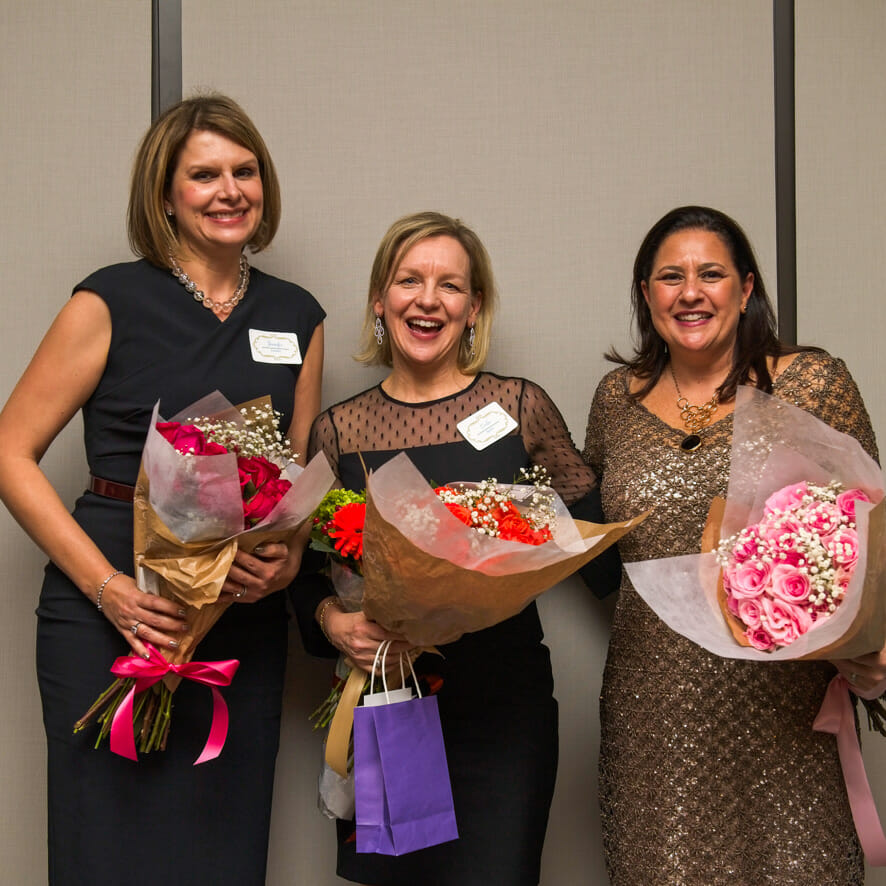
[89,475,135,502]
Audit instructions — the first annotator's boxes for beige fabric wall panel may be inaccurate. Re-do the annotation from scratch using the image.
[796,0,886,446]
[0,3,150,882]
[797,5,886,885]
[183,2,774,883]
[183,0,775,438]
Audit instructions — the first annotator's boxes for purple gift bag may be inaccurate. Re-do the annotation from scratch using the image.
[353,643,458,855]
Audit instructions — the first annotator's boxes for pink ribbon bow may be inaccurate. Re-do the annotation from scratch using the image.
[813,674,886,865]
[109,643,240,765]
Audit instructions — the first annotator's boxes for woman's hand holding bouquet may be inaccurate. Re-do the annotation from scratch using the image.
[311,455,645,774]
[76,391,334,761]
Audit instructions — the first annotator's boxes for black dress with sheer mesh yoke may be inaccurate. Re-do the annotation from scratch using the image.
[300,372,611,886]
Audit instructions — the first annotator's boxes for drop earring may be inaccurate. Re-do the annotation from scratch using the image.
[374,316,385,346]
[468,325,476,358]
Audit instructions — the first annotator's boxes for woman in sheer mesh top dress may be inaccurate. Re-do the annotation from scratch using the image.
[583,205,886,885]
[0,95,324,885]
[297,211,618,885]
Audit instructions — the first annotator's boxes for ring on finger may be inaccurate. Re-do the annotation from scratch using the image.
[130,621,142,636]
[849,671,859,685]
[235,584,247,598]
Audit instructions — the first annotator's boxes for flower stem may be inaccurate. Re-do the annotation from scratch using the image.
[73,678,126,732]
[92,680,135,748]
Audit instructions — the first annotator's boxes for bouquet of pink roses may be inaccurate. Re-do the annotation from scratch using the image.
[625,386,886,863]
[716,479,870,652]
[625,387,886,663]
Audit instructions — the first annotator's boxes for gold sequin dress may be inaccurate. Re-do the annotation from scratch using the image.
[583,351,878,885]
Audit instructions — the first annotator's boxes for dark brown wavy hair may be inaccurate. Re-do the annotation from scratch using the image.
[608,205,807,401]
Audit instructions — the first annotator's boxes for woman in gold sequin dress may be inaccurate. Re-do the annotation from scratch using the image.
[583,206,886,884]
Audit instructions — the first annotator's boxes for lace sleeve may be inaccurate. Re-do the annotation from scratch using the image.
[518,379,596,506]
[776,352,879,463]
[308,410,342,484]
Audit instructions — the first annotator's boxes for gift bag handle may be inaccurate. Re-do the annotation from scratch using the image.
[369,641,422,701]
[404,649,421,698]
[368,641,388,696]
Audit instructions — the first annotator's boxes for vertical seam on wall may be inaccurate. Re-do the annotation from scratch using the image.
[152,0,182,120]
[773,0,797,344]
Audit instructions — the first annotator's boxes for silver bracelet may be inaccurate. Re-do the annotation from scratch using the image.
[95,569,123,611]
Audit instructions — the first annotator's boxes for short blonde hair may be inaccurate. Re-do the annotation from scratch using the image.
[127,93,281,267]
[355,211,498,373]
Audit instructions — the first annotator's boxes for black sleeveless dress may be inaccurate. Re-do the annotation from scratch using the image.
[300,374,614,886]
[36,259,324,886]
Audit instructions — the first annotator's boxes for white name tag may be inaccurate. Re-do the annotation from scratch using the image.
[249,329,303,364]
[457,401,518,450]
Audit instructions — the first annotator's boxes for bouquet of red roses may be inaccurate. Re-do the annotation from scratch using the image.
[314,454,645,802]
[357,454,641,644]
[309,472,558,731]
[76,391,334,761]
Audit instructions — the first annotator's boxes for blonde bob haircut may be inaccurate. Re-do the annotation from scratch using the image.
[127,93,281,268]
[356,211,498,374]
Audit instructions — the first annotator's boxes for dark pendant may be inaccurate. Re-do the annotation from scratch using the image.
[680,434,702,452]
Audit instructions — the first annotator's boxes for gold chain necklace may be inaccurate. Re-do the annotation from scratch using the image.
[169,254,250,314]
[669,365,720,452]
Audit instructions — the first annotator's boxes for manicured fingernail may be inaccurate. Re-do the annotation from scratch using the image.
[168,640,179,649]
[254,543,266,554]
[178,609,186,616]
[143,653,150,660]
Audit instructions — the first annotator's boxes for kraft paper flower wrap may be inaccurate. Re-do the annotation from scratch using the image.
[323,452,647,782]
[625,386,886,863]
[78,391,334,761]
[135,392,334,667]
[360,453,645,645]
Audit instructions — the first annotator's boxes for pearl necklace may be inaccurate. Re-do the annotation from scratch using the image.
[169,254,250,314]
[669,365,720,452]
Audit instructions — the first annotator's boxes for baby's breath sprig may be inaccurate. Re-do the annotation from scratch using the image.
[186,404,296,464]
[440,466,557,538]
[516,465,557,533]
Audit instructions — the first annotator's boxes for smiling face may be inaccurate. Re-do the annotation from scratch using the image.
[641,228,753,368]
[374,235,481,382]
[165,129,263,260]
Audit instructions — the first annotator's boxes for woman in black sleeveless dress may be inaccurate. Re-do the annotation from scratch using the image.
[0,95,324,885]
